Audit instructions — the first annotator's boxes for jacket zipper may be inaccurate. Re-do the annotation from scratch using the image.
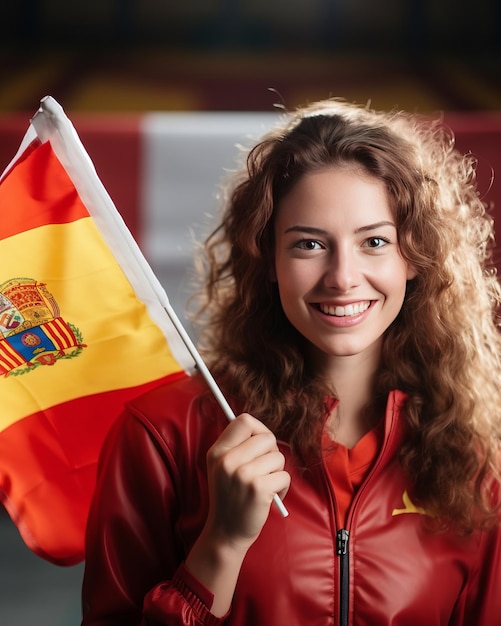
[324,393,400,626]
[336,528,350,626]
[320,462,351,626]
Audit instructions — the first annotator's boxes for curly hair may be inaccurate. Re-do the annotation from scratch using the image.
[191,98,501,532]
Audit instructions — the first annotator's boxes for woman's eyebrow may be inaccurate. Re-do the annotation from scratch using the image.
[283,221,396,235]
[283,225,328,235]
[355,221,396,233]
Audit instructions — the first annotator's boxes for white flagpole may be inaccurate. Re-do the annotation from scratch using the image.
[164,301,289,517]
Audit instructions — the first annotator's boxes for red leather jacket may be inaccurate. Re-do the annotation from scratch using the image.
[81,375,501,626]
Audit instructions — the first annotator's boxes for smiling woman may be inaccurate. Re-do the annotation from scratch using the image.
[82,99,501,626]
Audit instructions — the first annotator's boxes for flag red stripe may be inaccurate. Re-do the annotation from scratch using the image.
[41,318,79,350]
[0,141,89,240]
[0,340,25,370]
[0,370,187,565]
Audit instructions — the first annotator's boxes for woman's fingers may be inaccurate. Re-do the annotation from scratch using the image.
[211,413,276,453]
[208,413,283,483]
[204,413,290,546]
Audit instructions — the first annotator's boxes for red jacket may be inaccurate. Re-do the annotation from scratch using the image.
[82,375,501,625]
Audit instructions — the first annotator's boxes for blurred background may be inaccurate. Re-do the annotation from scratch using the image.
[1,1,500,624]
[1,0,500,114]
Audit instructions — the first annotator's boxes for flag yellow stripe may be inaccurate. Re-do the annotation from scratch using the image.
[1,217,182,429]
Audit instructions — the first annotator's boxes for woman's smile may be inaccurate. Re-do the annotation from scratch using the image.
[317,300,372,317]
[314,300,374,327]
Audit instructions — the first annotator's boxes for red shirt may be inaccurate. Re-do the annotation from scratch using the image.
[322,421,384,527]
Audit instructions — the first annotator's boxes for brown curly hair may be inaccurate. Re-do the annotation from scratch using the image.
[191,99,501,532]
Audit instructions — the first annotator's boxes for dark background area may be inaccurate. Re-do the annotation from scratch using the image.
[0,2,500,624]
[0,0,500,114]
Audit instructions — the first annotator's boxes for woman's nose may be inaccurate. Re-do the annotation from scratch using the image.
[323,247,360,292]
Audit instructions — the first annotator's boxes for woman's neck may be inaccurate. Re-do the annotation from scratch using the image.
[321,351,383,448]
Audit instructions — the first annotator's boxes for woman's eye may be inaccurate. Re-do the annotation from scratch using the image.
[296,239,322,250]
[365,236,389,249]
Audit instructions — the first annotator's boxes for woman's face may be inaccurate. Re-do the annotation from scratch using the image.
[274,165,415,370]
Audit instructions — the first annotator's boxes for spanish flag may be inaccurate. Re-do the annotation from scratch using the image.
[0,97,194,565]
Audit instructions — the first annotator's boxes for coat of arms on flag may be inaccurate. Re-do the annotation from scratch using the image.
[0,277,85,375]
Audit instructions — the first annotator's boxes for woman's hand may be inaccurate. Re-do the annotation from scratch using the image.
[204,412,290,550]
[185,413,290,617]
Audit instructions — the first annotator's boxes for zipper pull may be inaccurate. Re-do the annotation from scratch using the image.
[337,528,349,555]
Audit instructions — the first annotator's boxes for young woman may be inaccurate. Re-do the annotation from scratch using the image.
[81,99,501,625]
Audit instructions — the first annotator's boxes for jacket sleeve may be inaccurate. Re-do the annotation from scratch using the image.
[458,522,501,625]
[81,407,227,626]
[455,472,501,626]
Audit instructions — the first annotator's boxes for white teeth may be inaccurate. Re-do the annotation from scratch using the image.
[319,301,370,317]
